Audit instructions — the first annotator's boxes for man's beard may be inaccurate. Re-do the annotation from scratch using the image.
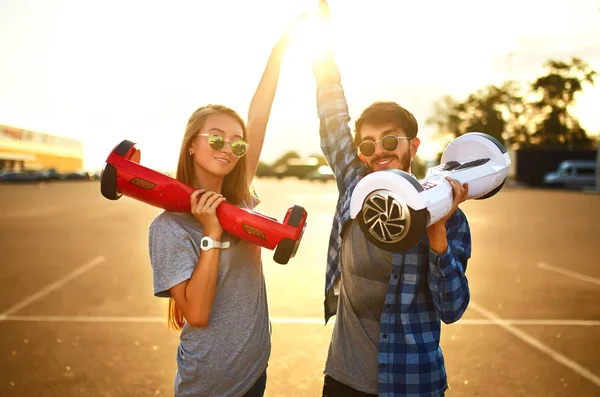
[368,150,411,173]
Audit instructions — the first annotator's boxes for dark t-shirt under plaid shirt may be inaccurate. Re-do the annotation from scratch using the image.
[315,55,472,397]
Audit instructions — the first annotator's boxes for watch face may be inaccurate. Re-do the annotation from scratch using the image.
[201,237,212,250]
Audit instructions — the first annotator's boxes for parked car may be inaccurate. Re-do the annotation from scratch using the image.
[543,160,597,189]
[0,170,45,182]
[63,171,95,180]
[272,158,320,179]
[306,165,334,182]
[40,168,65,181]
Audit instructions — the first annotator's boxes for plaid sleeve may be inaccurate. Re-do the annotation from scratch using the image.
[427,208,471,324]
[314,53,363,192]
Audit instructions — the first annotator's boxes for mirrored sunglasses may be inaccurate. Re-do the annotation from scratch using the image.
[197,133,248,157]
[358,135,410,157]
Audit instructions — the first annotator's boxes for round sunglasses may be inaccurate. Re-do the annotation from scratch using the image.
[197,133,248,157]
[358,135,410,157]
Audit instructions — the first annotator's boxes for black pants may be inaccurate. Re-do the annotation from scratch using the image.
[322,375,377,397]
[242,368,267,397]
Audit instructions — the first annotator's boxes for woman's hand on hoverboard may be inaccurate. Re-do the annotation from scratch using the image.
[190,190,226,237]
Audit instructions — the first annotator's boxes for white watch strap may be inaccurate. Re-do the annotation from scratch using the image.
[214,240,230,249]
[201,236,230,250]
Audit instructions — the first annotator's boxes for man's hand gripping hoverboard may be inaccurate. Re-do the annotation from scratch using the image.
[350,133,511,251]
[100,140,307,264]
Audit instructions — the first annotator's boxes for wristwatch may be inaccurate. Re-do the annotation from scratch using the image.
[200,236,230,251]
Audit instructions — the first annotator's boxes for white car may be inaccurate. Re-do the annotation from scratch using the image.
[543,160,597,189]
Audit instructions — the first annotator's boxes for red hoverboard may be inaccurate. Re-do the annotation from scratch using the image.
[100,140,307,265]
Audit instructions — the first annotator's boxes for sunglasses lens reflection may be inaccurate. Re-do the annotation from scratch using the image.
[359,135,404,157]
[382,135,399,151]
[359,142,376,157]
[231,141,247,156]
[207,135,247,157]
[209,135,225,150]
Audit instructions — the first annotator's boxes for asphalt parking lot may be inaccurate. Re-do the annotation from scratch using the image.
[0,179,598,396]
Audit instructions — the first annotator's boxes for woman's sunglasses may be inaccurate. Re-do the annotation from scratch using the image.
[358,135,410,157]
[197,133,248,157]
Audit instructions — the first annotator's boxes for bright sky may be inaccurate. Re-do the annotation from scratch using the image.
[1,0,599,171]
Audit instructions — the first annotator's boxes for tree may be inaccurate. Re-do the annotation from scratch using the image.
[308,153,329,166]
[410,155,429,179]
[426,95,462,142]
[428,57,597,151]
[461,82,523,145]
[271,151,301,168]
[529,57,597,149]
[427,82,524,147]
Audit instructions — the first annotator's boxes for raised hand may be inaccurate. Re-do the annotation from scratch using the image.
[274,11,311,53]
[318,0,330,23]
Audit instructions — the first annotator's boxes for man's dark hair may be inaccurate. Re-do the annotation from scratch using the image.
[354,101,418,146]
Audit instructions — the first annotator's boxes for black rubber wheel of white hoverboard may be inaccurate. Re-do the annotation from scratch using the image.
[356,190,428,252]
[475,178,506,200]
[444,133,508,201]
[100,140,136,201]
[273,205,305,265]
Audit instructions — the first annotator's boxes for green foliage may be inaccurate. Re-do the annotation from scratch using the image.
[529,58,597,149]
[428,57,597,152]
[410,156,428,179]
[271,151,301,168]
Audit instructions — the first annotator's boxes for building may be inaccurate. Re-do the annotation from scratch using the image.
[0,124,83,172]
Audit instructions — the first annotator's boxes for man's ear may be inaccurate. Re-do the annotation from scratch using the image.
[409,137,420,158]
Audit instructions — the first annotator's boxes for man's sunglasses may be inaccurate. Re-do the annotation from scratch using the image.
[358,135,410,157]
[197,134,248,157]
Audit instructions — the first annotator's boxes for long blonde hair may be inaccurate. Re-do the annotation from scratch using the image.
[168,104,253,330]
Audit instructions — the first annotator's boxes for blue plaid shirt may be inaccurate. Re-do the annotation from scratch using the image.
[315,61,471,397]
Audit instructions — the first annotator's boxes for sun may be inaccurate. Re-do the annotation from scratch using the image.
[286,10,332,64]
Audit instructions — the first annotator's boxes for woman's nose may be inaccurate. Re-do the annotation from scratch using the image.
[220,142,233,154]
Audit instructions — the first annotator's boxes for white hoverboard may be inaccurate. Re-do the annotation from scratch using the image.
[350,132,511,251]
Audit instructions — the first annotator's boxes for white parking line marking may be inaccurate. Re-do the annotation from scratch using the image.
[2,206,59,219]
[0,316,329,324]
[84,207,125,220]
[1,315,166,323]
[470,301,600,388]
[286,193,338,203]
[537,262,600,287]
[0,256,106,317]
[457,319,600,326]
[1,315,599,327]
[272,317,325,324]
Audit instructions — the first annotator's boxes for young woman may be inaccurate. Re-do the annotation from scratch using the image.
[148,22,295,397]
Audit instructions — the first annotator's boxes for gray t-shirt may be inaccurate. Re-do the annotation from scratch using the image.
[148,209,270,397]
[324,219,392,394]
